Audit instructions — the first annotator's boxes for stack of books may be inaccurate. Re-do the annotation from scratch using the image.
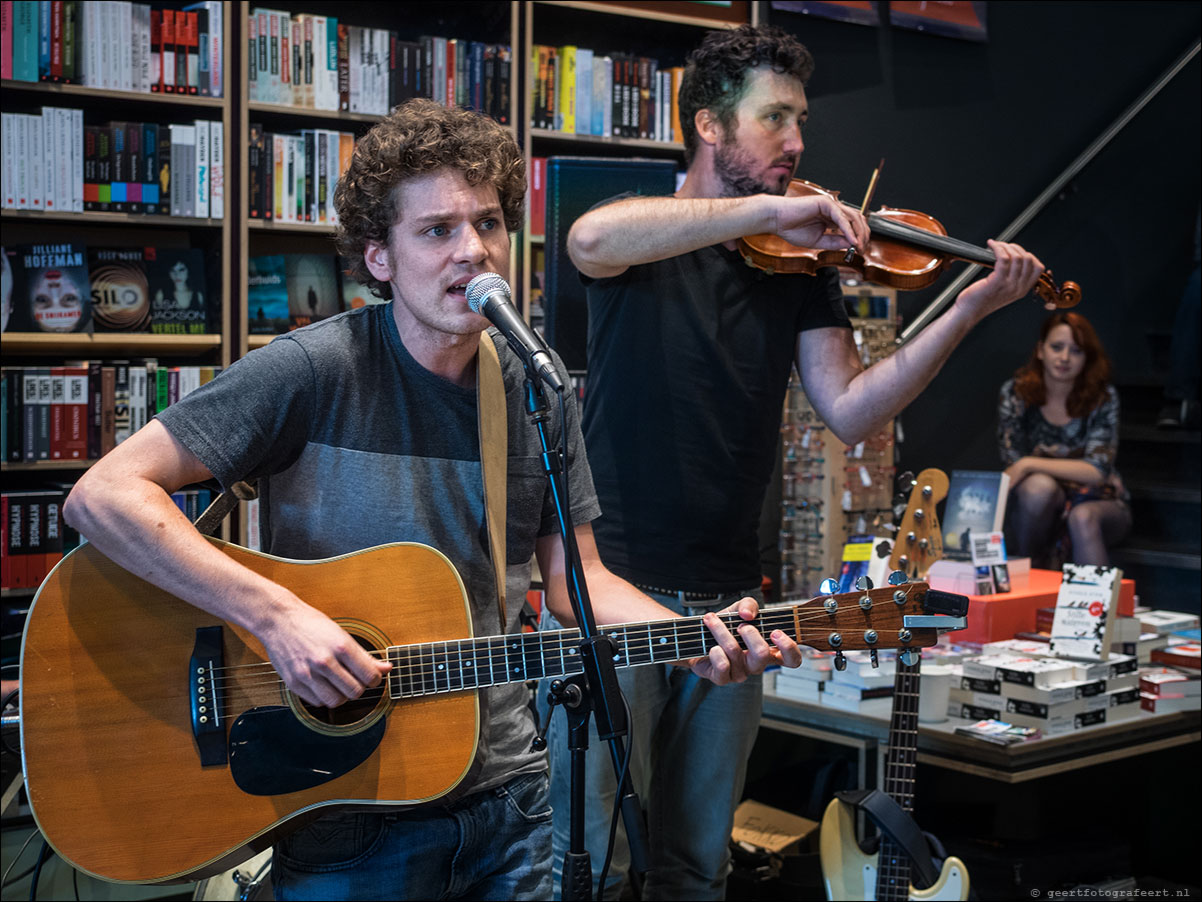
[820,651,896,714]
[948,650,1140,736]
[770,652,833,704]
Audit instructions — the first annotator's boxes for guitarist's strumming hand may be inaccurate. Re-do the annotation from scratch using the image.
[259,597,392,708]
[688,598,804,686]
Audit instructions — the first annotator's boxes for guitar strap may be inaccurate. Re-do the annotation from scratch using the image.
[476,331,508,627]
[194,332,509,632]
[834,788,940,889]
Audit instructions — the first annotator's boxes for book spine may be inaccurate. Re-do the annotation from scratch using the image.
[303,129,313,222]
[49,366,63,459]
[28,110,43,210]
[63,366,86,459]
[194,118,209,218]
[194,7,209,95]
[142,121,157,212]
[125,120,141,213]
[100,365,115,456]
[1,2,12,80]
[161,7,174,93]
[209,118,223,220]
[12,0,35,81]
[337,22,348,111]
[149,6,160,90]
[86,360,100,459]
[209,0,221,97]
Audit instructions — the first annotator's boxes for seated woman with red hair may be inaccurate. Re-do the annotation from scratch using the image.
[998,312,1131,566]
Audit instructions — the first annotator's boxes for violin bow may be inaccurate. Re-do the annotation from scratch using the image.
[844,158,884,264]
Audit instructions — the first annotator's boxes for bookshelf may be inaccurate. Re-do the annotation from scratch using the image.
[1,0,758,581]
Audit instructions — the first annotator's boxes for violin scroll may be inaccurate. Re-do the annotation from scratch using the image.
[1034,272,1082,309]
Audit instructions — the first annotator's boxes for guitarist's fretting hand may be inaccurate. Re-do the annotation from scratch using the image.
[688,598,803,685]
[260,599,392,708]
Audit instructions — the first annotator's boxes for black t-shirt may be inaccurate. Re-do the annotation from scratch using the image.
[582,239,850,593]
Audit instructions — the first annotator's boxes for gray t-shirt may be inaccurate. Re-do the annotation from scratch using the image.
[158,302,600,793]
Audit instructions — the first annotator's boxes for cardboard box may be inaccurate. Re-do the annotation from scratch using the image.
[944,569,1135,644]
[731,800,819,855]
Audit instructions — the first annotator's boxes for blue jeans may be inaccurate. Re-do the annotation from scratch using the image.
[539,588,764,901]
[271,771,553,901]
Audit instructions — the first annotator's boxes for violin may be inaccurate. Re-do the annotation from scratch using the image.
[738,179,1081,309]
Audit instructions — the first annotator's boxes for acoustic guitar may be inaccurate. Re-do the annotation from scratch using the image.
[822,471,969,901]
[19,538,963,885]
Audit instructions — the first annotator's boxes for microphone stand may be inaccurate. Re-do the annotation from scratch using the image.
[522,374,650,900]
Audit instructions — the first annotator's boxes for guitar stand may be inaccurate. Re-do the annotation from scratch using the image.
[522,375,650,900]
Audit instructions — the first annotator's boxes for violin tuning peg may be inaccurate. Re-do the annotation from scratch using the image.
[833,652,848,672]
[888,570,908,586]
[855,576,874,591]
[819,578,840,596]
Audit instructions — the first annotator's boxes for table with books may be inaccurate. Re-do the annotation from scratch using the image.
[760,621,1201,787]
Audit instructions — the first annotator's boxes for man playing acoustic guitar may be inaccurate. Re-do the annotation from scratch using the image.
[62,100,804,900]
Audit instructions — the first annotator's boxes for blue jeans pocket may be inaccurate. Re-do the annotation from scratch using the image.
[496,772,552,823]
[275,812,388,873]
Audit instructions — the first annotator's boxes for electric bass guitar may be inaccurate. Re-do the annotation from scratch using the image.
[19,538,965,885]
[822,471,969,900]
[819,655,970,900]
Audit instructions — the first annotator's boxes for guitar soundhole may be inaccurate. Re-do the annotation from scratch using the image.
[293,632,391,734]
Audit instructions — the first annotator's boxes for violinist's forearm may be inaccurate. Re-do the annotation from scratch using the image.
[802,304,978,445]
[567,195,776,278]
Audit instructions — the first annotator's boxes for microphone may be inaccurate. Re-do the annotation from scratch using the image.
[466,273,565,393]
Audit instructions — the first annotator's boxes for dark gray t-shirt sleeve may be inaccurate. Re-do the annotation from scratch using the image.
[156,338,316,490]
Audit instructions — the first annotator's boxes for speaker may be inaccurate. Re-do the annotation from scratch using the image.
[543,156,678,371]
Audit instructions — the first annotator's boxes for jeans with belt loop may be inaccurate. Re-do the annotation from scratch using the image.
[537,586,764,901]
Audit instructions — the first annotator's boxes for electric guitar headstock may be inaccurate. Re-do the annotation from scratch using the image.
[889,468,948,581]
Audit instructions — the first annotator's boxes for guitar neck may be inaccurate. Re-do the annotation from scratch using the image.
[386,607,798,697]
[876,658,922,900]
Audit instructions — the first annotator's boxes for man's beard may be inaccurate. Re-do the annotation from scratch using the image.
[714,134,793,198]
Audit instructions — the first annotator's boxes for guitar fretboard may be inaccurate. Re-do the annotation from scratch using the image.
[876,658,921,902]
[385,610,788,698]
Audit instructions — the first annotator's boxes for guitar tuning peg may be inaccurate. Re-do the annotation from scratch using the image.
[854,576,874,591]
[899,649,920,666]
[833,652,848,672]
[887,570,909,585]
[870,649,879,668]
[819,578,840,596]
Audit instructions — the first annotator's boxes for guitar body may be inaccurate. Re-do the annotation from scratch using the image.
[820,798,969,901]
[19,539,480,884]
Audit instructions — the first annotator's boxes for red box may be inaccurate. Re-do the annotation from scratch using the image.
[947,568,1135,644]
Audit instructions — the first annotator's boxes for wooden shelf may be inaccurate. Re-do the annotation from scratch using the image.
[0,79,225,108]
[536,1,745,30]
[2,459,95,473]
[530,127,684,153]
[1,209,224,228]
[0,333,223,356]
[247,101,383,124]
[248,220,337,234]
[247,335,276,350]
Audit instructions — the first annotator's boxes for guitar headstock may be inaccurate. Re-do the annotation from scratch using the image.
[789,577,968,659]
[889,468,948,580]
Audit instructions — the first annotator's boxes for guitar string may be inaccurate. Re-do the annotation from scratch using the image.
[878,662,921,897]
[204,590,926,718]
[203,591,925,697]
[203,586,921,682]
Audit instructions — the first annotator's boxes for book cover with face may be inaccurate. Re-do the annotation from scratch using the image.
[8,243,92,334]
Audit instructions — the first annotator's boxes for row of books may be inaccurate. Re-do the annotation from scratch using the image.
[248,253,376,335]
[531,45,684,143]
[1,1,224,96]
[247,9,512,123]
[2,360,222,464]
[0,111,225,219]
[1,485,215,590]
[248,124,353,224]
[2,244,212,335]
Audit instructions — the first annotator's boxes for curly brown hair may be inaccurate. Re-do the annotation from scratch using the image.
[679,24,814,165]
[334,99,526,300]
[1013,312,1113,418]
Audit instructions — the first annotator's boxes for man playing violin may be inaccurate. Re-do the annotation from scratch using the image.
[547,23,1046,901]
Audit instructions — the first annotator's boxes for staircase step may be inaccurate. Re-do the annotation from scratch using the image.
[1113,542,1201,571]
[1121,424,1202,445]
[1126,481,1202,504]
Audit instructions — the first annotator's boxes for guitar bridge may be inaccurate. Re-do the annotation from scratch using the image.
[190,626,228,766]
